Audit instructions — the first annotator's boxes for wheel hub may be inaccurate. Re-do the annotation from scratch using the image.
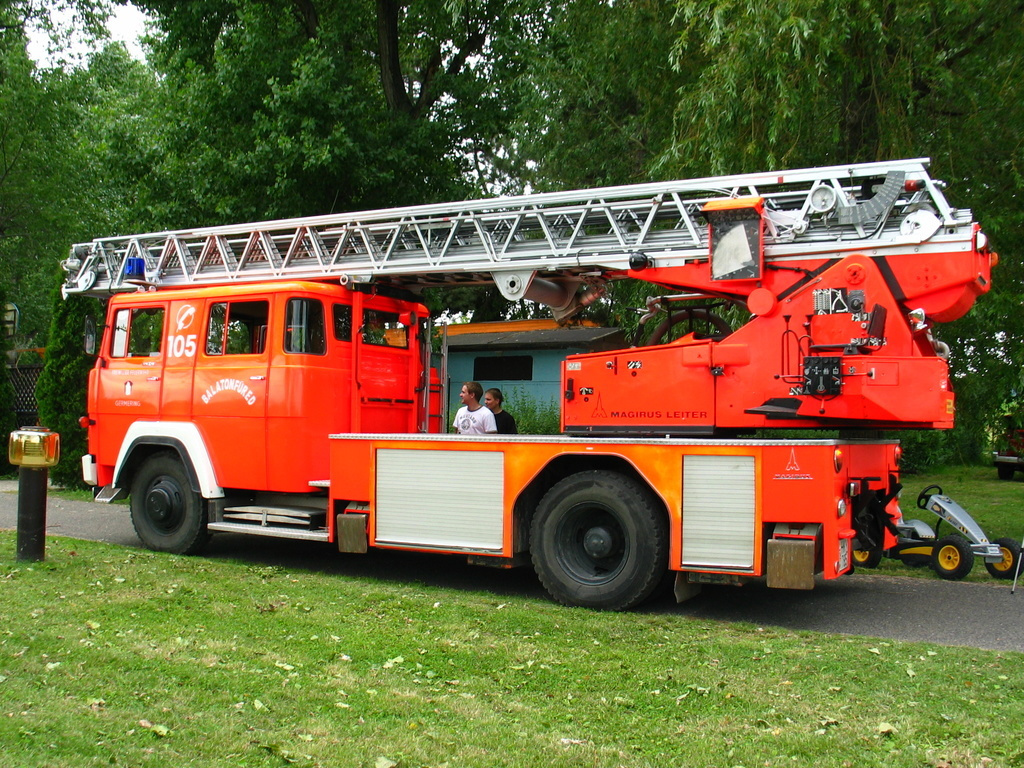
[147,481,179,525]
[583,526,615,559]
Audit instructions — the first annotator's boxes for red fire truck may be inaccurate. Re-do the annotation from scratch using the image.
[63,159,1007,609]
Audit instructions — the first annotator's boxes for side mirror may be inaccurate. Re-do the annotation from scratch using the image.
[84,315,98,355]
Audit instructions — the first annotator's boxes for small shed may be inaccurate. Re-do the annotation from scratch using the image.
[443,319,625,411]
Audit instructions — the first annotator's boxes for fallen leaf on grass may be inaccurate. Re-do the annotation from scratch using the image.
[139,720,170,737]
[877,722,897,736]
[260,743,298,763]
[375,757,399,768]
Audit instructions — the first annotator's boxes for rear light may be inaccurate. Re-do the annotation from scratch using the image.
[893,445,902,468]
[833,448,844,472]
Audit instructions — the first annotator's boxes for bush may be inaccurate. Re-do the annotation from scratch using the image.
[503,387,560,435]
[35,275,101,489]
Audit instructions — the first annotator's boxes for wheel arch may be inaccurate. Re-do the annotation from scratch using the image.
[512,453,667,552]
[114,422,223,499]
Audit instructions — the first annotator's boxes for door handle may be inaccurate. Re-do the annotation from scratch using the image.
[146,376,161,382]
[250,375,266,381]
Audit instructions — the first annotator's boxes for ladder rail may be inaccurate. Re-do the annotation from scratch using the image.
[62,158,972,297]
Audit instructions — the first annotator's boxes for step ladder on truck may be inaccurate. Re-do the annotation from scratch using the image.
[62,158,1019,610]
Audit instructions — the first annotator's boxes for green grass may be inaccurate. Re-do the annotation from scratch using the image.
[2,531,1023,768]
[869,465,1024,582]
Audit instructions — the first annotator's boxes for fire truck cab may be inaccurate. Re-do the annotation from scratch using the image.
[84,281,432,528]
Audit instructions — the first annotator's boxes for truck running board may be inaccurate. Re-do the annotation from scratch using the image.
[222,504,326,528]
[207,521,330,542]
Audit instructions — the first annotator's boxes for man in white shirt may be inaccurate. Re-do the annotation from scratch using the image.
[453,381,497,435]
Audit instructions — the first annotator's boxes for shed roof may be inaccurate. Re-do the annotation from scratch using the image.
[445,324,625,351]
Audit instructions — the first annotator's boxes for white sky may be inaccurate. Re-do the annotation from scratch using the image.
[27,3,150,67]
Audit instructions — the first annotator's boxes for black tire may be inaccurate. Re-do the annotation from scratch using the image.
[853,547,882,568]
[129,452,210,554]
[930,535,974,580]
[530,471,668,611]
[985,537,1022,580]
[997,464,1015,481]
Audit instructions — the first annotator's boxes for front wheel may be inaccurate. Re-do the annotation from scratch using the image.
[531,471,668,611]
[931,535,974,580]
[997,464,1015,481]
[129,452,210,554]
[985,538,1022,580]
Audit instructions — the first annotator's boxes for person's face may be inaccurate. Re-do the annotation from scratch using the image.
[459,385,472,404]
[483,392,498,411]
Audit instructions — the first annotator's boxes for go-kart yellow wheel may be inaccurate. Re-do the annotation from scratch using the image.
[931,535,974,580]
[853,547,882,568]
[984,538,1021,580]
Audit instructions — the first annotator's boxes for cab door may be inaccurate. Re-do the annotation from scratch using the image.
[192,298,270,489]
[353,297,420,433]
[94,301,167,470]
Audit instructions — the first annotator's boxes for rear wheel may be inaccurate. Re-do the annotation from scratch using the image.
[985,538,1022,580]
[531,471,668,611]
[129,452,209,554]
[997,464,1015,481]
[931,535,974,580]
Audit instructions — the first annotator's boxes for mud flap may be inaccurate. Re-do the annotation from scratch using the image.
[336,512,369,553]
[766,523,820,590]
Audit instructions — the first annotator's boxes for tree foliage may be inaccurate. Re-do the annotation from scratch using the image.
[35,283,100,487]
[128,0,544,227]
[513,0,684,191]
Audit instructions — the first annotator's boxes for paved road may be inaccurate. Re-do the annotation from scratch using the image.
[2,482,1022,652]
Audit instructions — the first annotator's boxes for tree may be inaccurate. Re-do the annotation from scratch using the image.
[1,2,145,348]
[127,0,545,228]
[512,0,685,191]
[35,277,99,487]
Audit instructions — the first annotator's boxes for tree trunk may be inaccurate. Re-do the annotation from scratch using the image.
[376,0,414,115]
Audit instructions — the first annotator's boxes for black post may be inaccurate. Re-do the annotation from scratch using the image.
[17,465,48,561]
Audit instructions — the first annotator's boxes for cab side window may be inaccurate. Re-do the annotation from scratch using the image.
[361,309,408,348]
[206,300,269,356]
[333,304,352,342]
[111,307,165,358]
[284,298,326,355]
